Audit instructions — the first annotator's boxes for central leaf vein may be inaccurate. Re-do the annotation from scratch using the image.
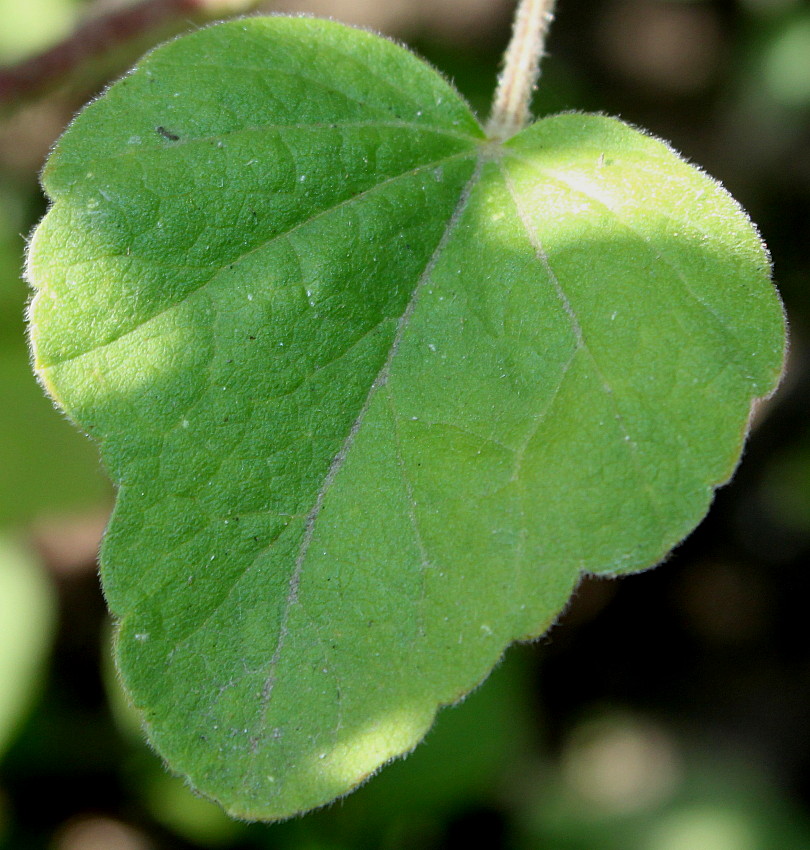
[252,154,487,741]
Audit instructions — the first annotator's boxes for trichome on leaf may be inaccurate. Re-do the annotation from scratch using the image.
[26,11,785,821]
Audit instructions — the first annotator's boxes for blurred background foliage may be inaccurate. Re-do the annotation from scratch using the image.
[0,0,808,847]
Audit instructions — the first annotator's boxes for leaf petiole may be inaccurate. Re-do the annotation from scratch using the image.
[487,0,557,142]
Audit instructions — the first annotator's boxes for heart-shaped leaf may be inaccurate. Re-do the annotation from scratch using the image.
[26,16,785,820]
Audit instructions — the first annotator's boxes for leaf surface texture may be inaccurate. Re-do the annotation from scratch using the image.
[27,17,785,819]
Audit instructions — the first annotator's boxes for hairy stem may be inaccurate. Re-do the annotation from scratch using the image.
[487,0,557,141]
[0,0,259,112]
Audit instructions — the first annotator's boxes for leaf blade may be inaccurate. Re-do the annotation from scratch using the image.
[26,21,785,821]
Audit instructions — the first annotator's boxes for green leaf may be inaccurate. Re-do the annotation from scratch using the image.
[0,0,79,63]
[0,535,55,758]
[26,17,785,820]
[0,186,110,524]
[0,347,112,524]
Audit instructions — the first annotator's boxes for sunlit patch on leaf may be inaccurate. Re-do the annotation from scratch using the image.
[26,16,785,820]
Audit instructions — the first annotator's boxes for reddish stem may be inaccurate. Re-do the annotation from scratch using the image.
[0,0,250,108]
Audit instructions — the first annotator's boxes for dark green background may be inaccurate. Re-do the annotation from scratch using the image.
[1,1,808,847]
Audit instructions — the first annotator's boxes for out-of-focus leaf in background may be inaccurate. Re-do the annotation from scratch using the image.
[0,536,55,760]
[515,710,810,850]
[761,9,810,109]
[0,0,82,63]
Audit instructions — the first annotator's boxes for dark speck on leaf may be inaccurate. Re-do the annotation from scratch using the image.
[156,126,180,141]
